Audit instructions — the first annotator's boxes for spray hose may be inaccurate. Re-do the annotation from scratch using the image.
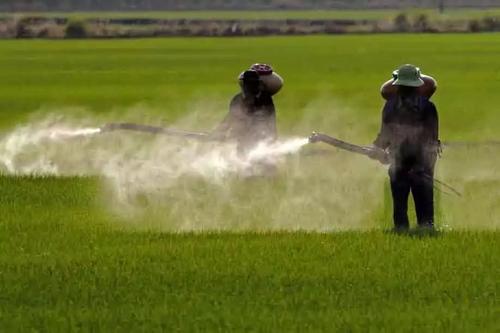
[309,132,462,197]
[100,123,213,140]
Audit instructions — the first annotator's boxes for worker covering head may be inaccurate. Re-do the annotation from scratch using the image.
[372,64,440,231]
[213,64,280,155]
[381,65,437,100]
[392,64,425,87]
[238,63,284,96]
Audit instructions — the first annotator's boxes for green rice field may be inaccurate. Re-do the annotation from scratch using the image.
[0,34,498,331]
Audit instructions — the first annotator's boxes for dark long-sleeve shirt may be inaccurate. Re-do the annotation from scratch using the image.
[374,95,439,170]
[214,92,277,150]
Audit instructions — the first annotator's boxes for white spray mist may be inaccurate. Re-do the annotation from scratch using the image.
[0,115,310,208]
[2,107,496,231]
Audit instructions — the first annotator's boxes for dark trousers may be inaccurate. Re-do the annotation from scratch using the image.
[389,167,434,229]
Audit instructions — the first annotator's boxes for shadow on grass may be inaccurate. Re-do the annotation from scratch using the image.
[384,227,443,239]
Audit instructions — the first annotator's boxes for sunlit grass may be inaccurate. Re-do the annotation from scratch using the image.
[0,34,499,330]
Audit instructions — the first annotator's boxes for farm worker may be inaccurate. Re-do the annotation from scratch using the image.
[213,64,283,152]
[370,64,440,231]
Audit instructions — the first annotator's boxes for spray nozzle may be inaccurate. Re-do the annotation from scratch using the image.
[308,132,323,144]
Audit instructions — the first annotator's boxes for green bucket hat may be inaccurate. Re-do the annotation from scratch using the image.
[392,64,424,87]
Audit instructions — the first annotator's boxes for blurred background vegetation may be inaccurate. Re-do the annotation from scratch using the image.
[0,0,499,11]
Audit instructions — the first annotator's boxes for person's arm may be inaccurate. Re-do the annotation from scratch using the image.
[427,101,439,143]
[425,101,441,156]
[265,99,278,141]
[211,95,240,140]
[421,100,441,166]
[373,102,391,150]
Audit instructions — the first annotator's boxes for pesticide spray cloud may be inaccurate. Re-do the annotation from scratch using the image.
[0,114,324,230]
[0,116,307,178]
[3,104,495,232]
[0,120,102,175]
[0,110,386,232]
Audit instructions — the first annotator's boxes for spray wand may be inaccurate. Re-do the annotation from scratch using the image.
[308,132,462,197]
[100,123,214,140]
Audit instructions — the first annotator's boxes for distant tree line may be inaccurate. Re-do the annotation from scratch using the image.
[0,0,499,12]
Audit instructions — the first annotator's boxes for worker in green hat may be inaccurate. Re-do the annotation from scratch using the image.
[371,64,441,231]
